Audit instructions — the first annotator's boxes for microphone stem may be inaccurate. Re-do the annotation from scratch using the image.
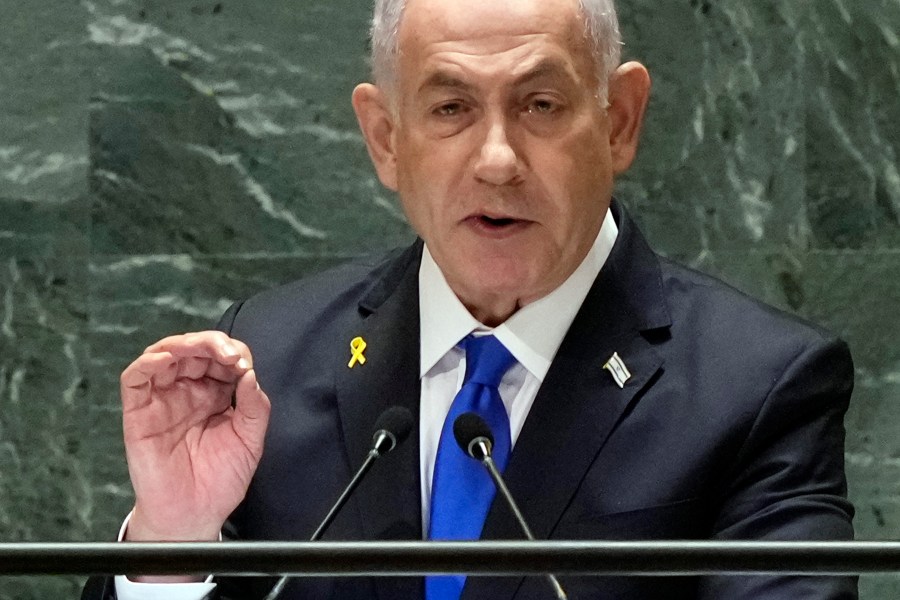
[481,456,534,540]
[312,449,379,541]
[264,449,380,600]
[482,456,568,600]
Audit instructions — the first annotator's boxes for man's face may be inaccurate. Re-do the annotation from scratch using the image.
[359,0,643,323]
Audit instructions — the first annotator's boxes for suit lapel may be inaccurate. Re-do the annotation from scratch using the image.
[327,204,668,600]
[465,203,671,600]
[333,242,425,600]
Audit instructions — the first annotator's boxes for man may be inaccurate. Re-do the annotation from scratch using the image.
[83,0,856,598]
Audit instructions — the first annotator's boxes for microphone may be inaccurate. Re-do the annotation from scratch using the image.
[263,406,414,600]
[453,412,568,600]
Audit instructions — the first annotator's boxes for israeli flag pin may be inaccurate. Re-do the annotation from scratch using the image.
[603,352,631,389]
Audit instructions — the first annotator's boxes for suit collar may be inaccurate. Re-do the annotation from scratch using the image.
[337,201,671,600]
[357,240,424,315]
[594,198,671,332]
[335,241,425,600]
[418,208,621,382]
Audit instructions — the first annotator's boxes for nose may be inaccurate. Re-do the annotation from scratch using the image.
[473,119,521,186]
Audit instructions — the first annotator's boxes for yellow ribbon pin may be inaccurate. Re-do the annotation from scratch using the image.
[348,336,367,368]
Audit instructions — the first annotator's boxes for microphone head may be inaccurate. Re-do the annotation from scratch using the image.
[453,412,494,460]
[371,406,414,454]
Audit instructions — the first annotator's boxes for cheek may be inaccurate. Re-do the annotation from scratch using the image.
[558,132,613,201]
[395,146,432,203]
[396,132,446,183]
[399,139,471,199]
[395,160,449,236]
[533,151,607,210]
[530,146,611,242]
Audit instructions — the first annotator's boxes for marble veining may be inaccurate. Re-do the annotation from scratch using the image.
[183,143,329,240]
[0,0,898,597]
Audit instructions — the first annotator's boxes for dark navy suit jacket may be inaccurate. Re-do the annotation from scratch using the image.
[83,201,856,599]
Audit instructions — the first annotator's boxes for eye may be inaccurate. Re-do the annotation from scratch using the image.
[529,99,554,113]
[425,99,475,137]
[433,101,467,117]
[523,95,563,117]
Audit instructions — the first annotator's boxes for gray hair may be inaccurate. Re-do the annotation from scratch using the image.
[370,0,623,105]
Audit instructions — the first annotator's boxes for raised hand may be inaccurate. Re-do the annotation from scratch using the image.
[120,331,271,543]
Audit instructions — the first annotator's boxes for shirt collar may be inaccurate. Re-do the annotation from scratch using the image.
[419,209,618,381]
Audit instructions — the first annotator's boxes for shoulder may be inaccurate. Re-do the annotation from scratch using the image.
[220,242,420,339]
[657,256,841,351]
[610,200,841,355]
[651,256,853,415]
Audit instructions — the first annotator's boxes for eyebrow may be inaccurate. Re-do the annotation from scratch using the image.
[418,58,576,95]
[418,72,475,94]
[513,58,574,87]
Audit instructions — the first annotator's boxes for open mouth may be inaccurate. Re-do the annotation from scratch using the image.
[464,213,528,236]
[478,215,517,227]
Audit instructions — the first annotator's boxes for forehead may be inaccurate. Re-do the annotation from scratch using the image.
[397,0,591,82]
[401,0,583,40]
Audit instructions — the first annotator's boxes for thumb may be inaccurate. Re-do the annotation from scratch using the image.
[233,369,271,460]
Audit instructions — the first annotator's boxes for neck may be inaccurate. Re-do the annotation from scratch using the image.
[465,299,520,328]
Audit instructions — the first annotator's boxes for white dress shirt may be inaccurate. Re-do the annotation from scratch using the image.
[417,209,617,532]
[116,210,618,599]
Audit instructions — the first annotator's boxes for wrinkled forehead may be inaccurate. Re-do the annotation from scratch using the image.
[398,0,586,52]
[395,0,594,89]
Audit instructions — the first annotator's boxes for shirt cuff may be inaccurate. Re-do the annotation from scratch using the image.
[114,576,216,600]
[114,509,218,600]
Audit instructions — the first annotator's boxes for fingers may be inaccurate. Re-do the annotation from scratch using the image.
[146,331,253,368]
[121,352,175,389]
[138,331,253,383]
[175,356,240,383]
[232,369,272,460]
[121,332,256,412]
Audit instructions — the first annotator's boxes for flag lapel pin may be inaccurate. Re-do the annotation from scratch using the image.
[603,352,631,389]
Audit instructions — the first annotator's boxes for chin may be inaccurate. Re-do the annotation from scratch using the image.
[464,267,540,302]
[441,247,546,296]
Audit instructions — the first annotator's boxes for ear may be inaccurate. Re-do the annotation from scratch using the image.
[606,62,651,174]
[352,83,399,191]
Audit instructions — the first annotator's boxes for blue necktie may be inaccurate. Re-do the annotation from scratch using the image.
[426,334,515,600]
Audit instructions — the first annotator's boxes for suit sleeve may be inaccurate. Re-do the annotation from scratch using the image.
[80,301,249,600]
[698,336,857,599]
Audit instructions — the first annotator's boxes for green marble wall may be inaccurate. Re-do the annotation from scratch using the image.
[0,0,897,597]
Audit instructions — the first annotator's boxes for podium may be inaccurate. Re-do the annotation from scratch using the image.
[3,540,900,576]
